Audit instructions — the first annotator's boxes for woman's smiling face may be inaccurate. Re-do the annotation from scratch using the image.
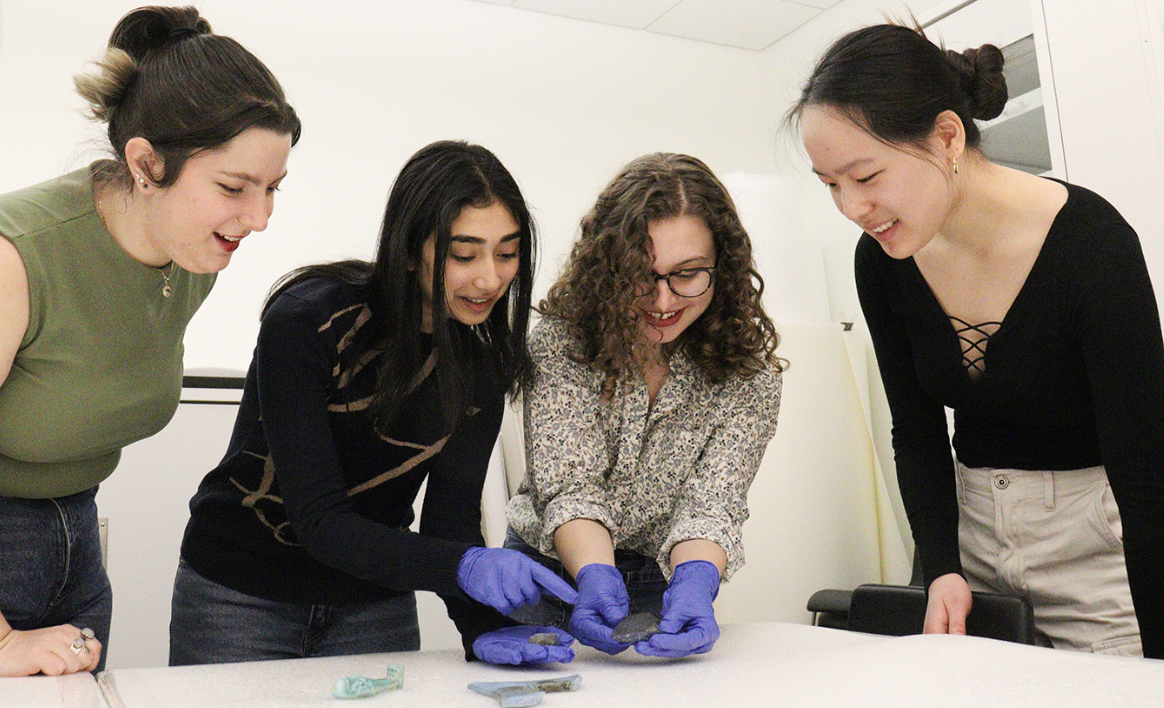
[142,127,292,272]
[800,105,954,260]
[636,214,716,347]
[418,201,521,332]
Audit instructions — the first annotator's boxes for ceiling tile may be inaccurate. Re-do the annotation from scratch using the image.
[511,0,683,29]
[648,0,821,51]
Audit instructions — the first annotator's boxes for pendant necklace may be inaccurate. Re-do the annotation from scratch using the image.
[160,262,175,298]
[96,194,174,298]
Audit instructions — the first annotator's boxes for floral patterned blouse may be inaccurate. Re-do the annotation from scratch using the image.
[506,317,782,580]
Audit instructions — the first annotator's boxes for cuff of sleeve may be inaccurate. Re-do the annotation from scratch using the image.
[404,536,475,596]
[916,541,964,589]
[540,498,616,555]
[659,518,743,581]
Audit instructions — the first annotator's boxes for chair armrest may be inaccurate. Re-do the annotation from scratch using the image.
[806,589,853,615]
[847,584,1048,646]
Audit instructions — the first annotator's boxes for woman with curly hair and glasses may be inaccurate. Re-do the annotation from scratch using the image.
[504,153,784,660]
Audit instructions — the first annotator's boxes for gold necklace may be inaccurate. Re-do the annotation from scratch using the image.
[160,262,175,298]
[96,198,175,298]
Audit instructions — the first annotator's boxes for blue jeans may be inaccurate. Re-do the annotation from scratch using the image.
[503,529,667,628]
[169,560,421,666]
[0,487,112,672]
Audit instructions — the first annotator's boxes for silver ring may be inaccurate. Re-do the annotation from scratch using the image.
[71,636,85,655]
[81,627,95,641]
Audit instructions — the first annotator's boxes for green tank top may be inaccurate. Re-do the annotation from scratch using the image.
[0,167,216,498]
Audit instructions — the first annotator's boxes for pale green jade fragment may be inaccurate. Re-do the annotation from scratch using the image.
[332,664,404,699]
[468,674,581,708]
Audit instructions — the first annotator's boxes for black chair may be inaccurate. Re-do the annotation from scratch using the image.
[807,560,1053,647]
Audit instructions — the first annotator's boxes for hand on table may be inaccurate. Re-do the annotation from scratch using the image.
[636,560,721,658]
[472,625,576,665]
[0,624,101,677]
[924,573,973,635]
[457,547,578,616]
[567,563,631,655]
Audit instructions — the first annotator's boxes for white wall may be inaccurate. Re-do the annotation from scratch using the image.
[0,0,782,372]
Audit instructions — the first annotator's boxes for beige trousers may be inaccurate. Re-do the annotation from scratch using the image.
[955,462,1142,656]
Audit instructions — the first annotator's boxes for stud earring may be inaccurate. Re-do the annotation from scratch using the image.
[135,173,147,187]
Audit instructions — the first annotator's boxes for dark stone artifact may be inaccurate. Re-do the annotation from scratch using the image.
[611,612,661,643]
[527,632,562,646]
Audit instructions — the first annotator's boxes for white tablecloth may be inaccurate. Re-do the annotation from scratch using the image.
[71,622,1164,707]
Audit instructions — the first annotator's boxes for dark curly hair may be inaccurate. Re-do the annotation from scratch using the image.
[540,153,783,395]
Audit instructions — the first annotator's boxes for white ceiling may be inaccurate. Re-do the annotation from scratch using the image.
[465,0,846,51]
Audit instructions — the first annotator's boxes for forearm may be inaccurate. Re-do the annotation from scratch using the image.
[0,611,11,646]
[670,539,726,576]
[553,518,615,578]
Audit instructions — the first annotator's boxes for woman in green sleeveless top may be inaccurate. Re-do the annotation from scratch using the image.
[0,6,300,676]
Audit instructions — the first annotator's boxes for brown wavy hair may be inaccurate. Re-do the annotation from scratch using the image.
[540,153,783,395]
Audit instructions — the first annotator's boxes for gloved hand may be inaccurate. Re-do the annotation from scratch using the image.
[472,625,576,665]
[566,563,631,655]
[636,560,721,658]
[457,547,578,616]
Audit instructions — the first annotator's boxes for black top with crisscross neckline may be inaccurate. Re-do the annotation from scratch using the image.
[948,316,1002,380]
[855,179,1164,658]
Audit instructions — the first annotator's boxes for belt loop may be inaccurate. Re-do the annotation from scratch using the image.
[1043,471,1055,510]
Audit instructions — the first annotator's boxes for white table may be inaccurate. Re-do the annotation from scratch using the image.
[0,672,104,708]
[8,623,1164,707]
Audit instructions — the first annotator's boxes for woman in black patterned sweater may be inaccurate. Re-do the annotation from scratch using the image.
[170,141,576,666]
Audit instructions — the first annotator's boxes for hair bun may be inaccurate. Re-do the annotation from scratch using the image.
[108,6,212,62]
[945,44,1008,121]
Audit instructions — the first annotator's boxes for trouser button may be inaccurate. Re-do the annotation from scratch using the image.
[994,475,1010,490]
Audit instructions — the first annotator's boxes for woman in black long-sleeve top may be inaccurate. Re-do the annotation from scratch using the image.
[788,24,1164,658]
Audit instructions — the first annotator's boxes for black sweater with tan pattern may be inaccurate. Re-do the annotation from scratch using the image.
[181,276,510,655]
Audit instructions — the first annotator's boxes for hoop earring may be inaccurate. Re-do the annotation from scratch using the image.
[951,156,959,175]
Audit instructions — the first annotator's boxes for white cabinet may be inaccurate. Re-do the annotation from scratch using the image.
[922,0,1065,177]
[923,0,1164,306]
[97,389,240,670]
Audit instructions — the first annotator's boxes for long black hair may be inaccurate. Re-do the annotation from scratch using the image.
[784,23,1007,151]
[265,140,537,433]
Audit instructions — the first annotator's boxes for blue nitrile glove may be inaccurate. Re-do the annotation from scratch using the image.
[567,563,631,655]
[457,547,579,616]
[636,560,721,658]
[472,626,576,665]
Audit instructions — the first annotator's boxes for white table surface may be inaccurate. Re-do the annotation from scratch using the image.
[0,672,104,708]
[9,622,1164,708]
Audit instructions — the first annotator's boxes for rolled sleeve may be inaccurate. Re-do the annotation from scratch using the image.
[508,320,615,555]
[659,366,783,579]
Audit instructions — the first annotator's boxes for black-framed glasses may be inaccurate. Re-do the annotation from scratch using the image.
[645,266,716,298]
